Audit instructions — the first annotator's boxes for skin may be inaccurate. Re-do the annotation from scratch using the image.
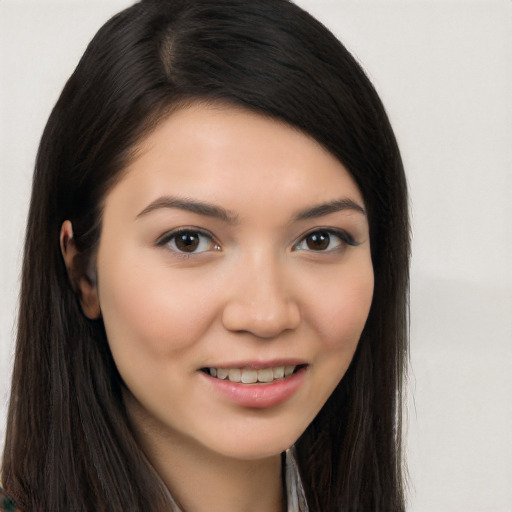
[62,104,374,512]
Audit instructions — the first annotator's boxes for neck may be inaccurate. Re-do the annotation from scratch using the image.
[126,397,285,512]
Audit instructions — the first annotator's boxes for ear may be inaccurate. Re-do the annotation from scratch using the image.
[60,220,101,319]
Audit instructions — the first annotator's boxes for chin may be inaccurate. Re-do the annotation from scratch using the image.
[197,421,308,461]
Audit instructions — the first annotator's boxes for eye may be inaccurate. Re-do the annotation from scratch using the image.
[293,229,357,252]
[157,229,220,254]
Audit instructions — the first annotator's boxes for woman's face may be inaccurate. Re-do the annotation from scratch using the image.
[94,104,374,460]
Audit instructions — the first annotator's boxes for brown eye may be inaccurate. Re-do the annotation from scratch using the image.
[175,231,200,252]
[305,231,330,251]
[158,229,220,254]
[293,228,357,253]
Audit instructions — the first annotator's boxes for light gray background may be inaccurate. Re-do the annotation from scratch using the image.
[1,1,511,510]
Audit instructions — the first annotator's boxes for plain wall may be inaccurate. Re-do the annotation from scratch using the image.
[1,1,511,510]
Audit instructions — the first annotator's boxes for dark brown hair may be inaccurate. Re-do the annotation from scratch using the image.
[2,1,409,510]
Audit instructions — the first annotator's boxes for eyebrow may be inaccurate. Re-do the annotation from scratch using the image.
[294,198,366,221]
[136,195,365,224]
[136,196,239,224]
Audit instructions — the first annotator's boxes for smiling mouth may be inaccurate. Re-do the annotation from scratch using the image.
[201,365,307,384]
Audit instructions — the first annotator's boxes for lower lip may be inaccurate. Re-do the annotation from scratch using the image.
[201,367,307,409]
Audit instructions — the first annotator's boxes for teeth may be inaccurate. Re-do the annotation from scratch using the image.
[257,368,274,383]
[228,368,241,383]
[217,368,229,380]
[273,366,285,379]
[284,365,295,377]
[207,365,298,383]
[241,369,258,384]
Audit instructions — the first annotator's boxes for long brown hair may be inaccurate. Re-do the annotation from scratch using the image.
[2,1,409,510]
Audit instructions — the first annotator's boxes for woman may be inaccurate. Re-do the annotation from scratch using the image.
[1,0,409,510]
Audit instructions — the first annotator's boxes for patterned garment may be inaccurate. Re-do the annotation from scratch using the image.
[0,489,20,512]
[0,448,308,512]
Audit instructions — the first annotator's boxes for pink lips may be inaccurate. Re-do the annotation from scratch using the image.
[201,365,307,409]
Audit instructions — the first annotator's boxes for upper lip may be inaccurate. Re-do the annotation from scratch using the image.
[200,359,308,370]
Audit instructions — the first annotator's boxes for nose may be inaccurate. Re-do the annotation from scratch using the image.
[221,255,301,339]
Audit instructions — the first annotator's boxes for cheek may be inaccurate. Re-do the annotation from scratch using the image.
[309,263,374,351]
[292,262,374,427]
[97,254,217,359]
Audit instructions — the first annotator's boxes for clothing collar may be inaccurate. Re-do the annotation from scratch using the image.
[284,446,309,512]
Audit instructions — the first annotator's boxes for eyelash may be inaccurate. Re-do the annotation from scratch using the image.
[292,228,358,253]
[155,228,220,256]
[156,227,358,257]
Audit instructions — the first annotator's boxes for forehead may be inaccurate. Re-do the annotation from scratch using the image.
[105,103,364,220]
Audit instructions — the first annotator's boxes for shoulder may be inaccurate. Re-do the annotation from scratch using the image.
[0,489,21,512]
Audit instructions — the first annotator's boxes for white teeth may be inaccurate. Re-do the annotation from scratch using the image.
[207,365,298,383]
[217,368,229,380]
[241,369,258,384]
[228,368,241,383]
[258,368,274,382]
[273,366,285,379]
[284,365,295,377]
